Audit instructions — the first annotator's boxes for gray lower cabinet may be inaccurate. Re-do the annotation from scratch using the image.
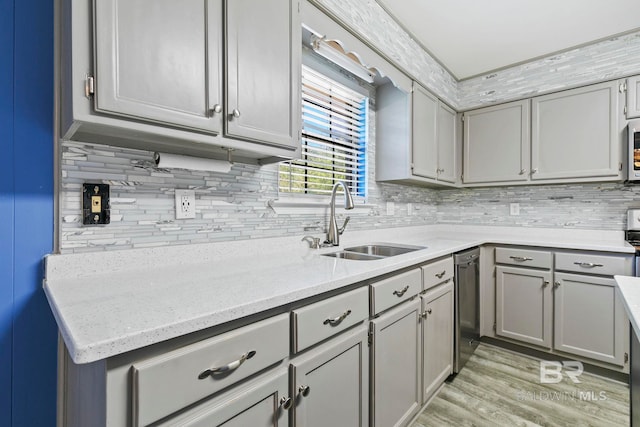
[370,299,421,427]
[627,75,640,119]
[462,100,530,184]
[496,265,553,348]
[554,272,626,365]
[531,80,621,181]
[290,325,369,427]
[156,369,290,427]
[421,281,454,403]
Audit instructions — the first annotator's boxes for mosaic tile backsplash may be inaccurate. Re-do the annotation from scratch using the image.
[58,1,640,252]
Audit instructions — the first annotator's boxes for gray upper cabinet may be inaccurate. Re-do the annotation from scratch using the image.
[376,82,459,187]
[225,0,299,148]
[437,103,457,183]
[627,75,640,119]
[370,299,421,427]
[412,84,438,179]
[60,0,300,163]
[94,0,221,133]
[463,100,530,184]
[531,81,621,180]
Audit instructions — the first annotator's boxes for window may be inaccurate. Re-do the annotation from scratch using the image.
[279,65,368,198]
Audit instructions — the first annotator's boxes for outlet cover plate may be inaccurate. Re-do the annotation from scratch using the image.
[175,189,196,219]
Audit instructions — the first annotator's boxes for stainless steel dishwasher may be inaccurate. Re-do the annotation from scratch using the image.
[453,247,480,373]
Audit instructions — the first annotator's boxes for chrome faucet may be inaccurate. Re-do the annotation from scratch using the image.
[325,181,354,246]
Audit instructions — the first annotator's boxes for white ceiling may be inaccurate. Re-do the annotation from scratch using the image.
[376,0,640,80]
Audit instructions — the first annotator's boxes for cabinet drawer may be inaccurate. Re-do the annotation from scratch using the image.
[422,257,454,291]
[495,247,552,269]
[555,252,633,276]
[370,268,421,315]
[293,287,369,353]
[132,313,289,427]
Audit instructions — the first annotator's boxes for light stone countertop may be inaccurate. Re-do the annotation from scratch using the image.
[615,275,640,340]
[44,224,634,364]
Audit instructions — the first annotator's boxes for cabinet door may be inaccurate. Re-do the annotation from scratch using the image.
[225,0,300,149]
[155,370,290,427]
[531,80,620,180]
[291,326,368,427]
[370,299,421,427]
[554,272,627,366]
[94,0,222,133]
[463,100,530,184]
[437,103,457,183]
[411,84,438,179]
[422,282,453,403]
[496,266,552,348]
[627,76,640,119]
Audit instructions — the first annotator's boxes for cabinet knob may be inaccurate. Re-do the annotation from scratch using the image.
[427,308,432,315]
[553,281,561,288]
[519,169,526,175]
[231,109,241,119]
[279,396,292,410]
[532,168,539,174]
[543,281,549,287]
[298,385,310,397]
[209,104,222,116]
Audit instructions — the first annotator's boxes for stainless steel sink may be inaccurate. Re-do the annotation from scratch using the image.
[321,243,426,261]
[344,244,426,257]
[321,251,385,261]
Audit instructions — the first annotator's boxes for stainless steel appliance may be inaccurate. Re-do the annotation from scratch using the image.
[453,247,480,373]
[625,209,640,426]
[626,209,640,275]
[628,120,640,182]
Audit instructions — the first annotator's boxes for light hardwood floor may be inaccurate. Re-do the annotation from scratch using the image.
[411,343,629,427]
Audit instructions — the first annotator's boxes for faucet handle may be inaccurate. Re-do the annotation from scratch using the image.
[302,235,322,249]
[338,216,351,235]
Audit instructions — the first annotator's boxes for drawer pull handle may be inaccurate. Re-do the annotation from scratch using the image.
[435,271,446,279]
[197,350,256,379]
[323,309,352,326]
[298,385,311,397]
[510,256,533,262]
[393,286,410,297]
[279,396,293,410]
[574,262,603,268]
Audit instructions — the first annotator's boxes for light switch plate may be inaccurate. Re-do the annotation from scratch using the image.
[510,203,520,216]
[386,201,395,216]
[82,183,110,225]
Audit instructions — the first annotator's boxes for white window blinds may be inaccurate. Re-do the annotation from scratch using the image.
[279,65,367,197]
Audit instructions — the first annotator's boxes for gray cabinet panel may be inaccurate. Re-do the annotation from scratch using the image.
[291,326,369,427]
[422,281,453,403]
[412,84,438,179]
[496,266,552,348]
[554,272,626,365]
[94,0,221,132]
[463,100,530,184]
[437,103,457,183]
[627,76,640,119]
[156,370,289,427]
[225,0,299,148]
[371,299,421,427]
[531,81,620,180]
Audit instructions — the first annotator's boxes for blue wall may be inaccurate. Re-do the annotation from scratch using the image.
[1,0,57,425]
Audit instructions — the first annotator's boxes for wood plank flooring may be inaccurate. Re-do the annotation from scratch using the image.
[411,343,629,427]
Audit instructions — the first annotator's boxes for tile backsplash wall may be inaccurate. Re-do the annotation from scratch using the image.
[58,2,640,252]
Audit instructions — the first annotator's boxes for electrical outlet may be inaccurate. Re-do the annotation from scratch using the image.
[510,203,520,216]
[175,189,196,219]
[407,203,413,216]
[386,201,395,216]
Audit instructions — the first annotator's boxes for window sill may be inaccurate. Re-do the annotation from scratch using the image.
[268,196,375,215]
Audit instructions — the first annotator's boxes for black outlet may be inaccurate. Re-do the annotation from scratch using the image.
[82,183,110,225]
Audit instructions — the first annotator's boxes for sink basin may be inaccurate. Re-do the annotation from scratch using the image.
[321,243,426,261]
[344,244,426,257]
[322,251,385,261]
